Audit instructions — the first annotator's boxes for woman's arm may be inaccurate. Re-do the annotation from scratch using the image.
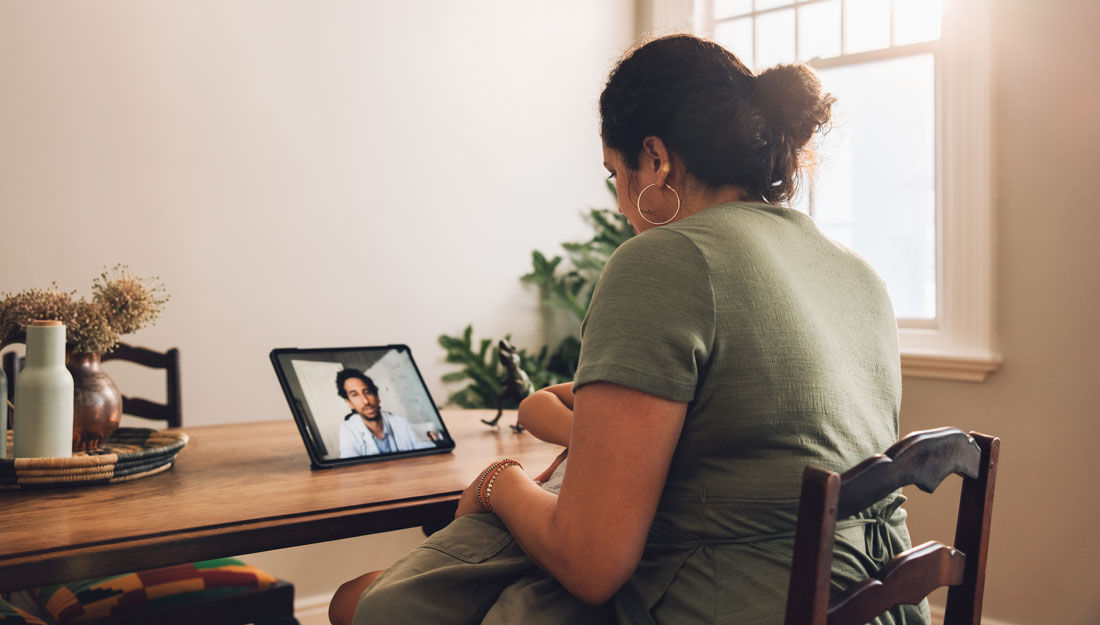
[477,381,687,604]
[517,383,575,447]
[541,382,575,409]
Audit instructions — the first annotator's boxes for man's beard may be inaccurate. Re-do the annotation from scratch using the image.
[360,408,381,422]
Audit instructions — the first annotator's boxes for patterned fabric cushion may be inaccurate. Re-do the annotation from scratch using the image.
[34,558,277,624]
[0,600,47,625]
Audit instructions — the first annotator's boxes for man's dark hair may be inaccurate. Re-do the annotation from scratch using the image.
[336,368,379,399]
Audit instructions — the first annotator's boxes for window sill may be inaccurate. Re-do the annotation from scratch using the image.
[900,351,1001,382]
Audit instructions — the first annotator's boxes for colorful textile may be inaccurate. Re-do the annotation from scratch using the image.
[34,558,277,623]
[0,600,47,625]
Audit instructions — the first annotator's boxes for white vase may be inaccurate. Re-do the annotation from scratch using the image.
[14,321,74,458]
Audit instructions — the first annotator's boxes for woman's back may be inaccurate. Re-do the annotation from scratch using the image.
[666,201,900,501]
[575,201,922,624]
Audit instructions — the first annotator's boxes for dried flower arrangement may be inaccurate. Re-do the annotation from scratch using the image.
[0,265,168,354]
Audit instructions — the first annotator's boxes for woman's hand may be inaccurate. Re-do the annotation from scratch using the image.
[454,466,490,519]
[534,448,568,484]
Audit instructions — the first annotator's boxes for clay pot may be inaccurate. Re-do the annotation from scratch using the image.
[67,352,122,451]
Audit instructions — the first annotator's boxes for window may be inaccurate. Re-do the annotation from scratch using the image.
[685,0,997,381]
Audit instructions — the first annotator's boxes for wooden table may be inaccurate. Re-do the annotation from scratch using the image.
[0,410,559,593]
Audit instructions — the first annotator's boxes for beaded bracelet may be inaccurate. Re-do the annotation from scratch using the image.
[477,458,522,513]
[483,459,522,513]
[475,460,506,511]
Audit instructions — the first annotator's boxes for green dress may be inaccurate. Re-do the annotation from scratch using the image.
[354,202,929,625]
[572,202,929,625]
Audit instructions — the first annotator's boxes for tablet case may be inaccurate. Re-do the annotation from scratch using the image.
[270,344,454,469]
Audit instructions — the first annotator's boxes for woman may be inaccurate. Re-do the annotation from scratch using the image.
[332,34,927,625]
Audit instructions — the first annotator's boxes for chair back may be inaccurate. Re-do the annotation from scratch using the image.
[3,344,182,428]
[785,427,999,625]
[101,343,183,428]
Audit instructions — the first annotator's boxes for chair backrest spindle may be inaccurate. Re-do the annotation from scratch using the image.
[944,433,998,625]
[786,467,841,625]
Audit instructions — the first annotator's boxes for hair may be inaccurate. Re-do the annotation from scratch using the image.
[335,368,378,400]
[599,34,835,205]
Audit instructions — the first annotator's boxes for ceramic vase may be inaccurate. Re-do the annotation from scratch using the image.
[13,321,74,458]
[68,352,122,451]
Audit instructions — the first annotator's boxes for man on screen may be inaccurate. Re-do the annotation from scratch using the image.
[336,369,432,458]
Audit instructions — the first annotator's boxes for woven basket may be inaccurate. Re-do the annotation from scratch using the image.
[1,428,188,490]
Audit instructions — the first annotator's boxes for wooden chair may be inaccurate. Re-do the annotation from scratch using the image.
[101,343,183,428]
[2,351,15,431]
[785,427,999,625]
[4,345,299,625]
[2,351,18,405]
[4,344,182,428]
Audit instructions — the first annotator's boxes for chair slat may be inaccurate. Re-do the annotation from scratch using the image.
[837,428,982,519]
[120,397,172,422]
[828,541,966,625]
[102,343,173,369]
[101,344,182,428]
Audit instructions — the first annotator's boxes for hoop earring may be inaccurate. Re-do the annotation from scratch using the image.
[635,184,681,226]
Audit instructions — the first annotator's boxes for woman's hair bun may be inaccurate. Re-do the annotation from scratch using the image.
[599,35,836,204]
[753,64,834,148]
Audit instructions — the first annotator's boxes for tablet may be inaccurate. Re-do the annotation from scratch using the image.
[270,344,454,468]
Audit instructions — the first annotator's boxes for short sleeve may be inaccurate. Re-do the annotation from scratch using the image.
[573,229,715,402]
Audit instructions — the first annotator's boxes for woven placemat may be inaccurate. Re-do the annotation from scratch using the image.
[0,427,188,490]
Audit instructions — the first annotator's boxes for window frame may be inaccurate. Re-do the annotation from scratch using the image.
[650,0,998,381]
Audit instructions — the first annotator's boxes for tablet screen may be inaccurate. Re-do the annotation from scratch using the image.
[271,344,453,466]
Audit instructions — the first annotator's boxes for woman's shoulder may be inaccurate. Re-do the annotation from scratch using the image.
[608,223,705,267]
[607,202,774,266]
[673,201,814,239]
[662,202,864,271]
[600,229,713,299]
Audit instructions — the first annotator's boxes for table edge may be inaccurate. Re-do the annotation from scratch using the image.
[0,493,458,592]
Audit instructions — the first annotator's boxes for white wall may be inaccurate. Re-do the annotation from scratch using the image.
[0,0,635,424]
[1,0,636,602]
